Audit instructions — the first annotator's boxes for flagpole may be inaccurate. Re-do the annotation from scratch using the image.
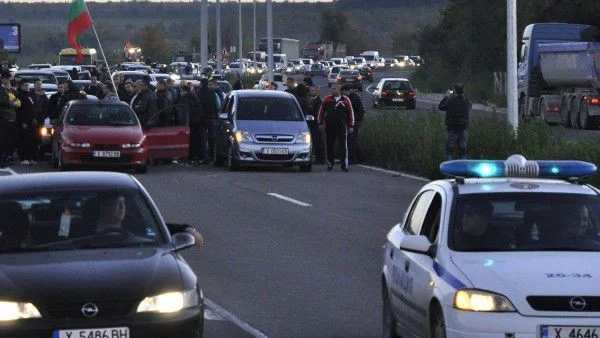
[83,1,119,100]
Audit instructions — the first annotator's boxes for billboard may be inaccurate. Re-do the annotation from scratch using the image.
[0,23,21,53]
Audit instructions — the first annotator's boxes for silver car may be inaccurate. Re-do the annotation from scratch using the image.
[214,90,313,171]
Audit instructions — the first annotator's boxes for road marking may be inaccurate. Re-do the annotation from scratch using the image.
[357,164,430,182]
[205,298,270,338]
[0,167,18,176]
[203,308,225,321]
[267,193,312,207]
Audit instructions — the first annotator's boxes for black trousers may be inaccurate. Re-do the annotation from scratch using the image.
[0,119,15,163]
[189,123,208,162]
[18,125,37,161]
[308,122,325,162]
[326,123,348,168]
[348,121,361,164]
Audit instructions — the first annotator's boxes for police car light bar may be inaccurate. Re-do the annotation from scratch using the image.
[440,155,597,179]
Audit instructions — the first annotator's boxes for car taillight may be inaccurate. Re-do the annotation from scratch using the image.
[381,92,388,96]
[590,98,600,105]
[408,91,414,96]
[368,72,372,75]
[337,76,342,80]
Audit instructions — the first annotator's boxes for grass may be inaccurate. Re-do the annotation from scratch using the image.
[360,109,600,186]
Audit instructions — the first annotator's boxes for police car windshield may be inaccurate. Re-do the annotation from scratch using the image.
[451,193,600,252]
[0,190,164,253]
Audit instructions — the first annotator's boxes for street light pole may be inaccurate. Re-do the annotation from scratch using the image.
[238,0,243,62]
[507,0,518,133]
[200,0,208,69]
[253,0,256,67]
[267,0,273,82]
[216,0,221,72]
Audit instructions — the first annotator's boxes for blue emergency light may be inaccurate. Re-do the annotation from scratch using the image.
[440,155,597,179]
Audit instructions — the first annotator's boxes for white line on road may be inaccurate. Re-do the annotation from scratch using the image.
[357,164,430,182]
[204,298,270,338]
[203,308,225,321]
[267,193,312,207]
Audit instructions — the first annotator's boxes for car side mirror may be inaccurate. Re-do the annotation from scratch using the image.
[305,115,315,122]
[218,113,228,120]
[171,232,195,251]
[400,235,435,258]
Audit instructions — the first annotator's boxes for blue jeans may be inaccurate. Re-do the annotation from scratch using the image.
[445,129,468,161]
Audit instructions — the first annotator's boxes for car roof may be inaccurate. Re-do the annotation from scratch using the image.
[235,89,294,99]
[431,177,599,196]
[68,100,129,107]
[0,172,138,195]
[16,70,55,74]
[380,78,410,82]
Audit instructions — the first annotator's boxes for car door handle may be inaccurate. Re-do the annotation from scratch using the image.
[404,260,410,273]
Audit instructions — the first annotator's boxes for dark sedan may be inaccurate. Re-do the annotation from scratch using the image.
[336,69,363,91]
[370,78,416,109]
[358,67,374,83]
[0,172,203,338]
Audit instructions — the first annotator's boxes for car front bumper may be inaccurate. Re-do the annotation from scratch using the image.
[62,146,148,167]
[445,305,600,338]
[235,143,311,166]
[0,305,203,338]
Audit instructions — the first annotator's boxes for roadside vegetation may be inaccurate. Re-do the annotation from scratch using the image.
[361,110,600,186]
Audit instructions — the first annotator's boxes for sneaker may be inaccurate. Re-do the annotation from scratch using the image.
[20,160,30,165]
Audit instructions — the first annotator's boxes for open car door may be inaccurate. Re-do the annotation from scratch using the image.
[144,113,189,163]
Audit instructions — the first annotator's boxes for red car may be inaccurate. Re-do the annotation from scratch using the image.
[51,100,189,172]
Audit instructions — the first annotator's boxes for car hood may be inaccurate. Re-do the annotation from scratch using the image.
[0,248,182,303]
[64,125,144,144]
[451,252,600,315]
[236,120,308,136]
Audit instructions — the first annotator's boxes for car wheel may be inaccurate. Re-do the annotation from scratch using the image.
[430,305,447,338]
[227,144,239,171]
[382,287,401,338]
[299,162,312,172]
[579,100,591,130]
[213,143,224,166]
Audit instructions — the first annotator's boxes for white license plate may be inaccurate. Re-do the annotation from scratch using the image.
[392,98,404,102]
[345,79,353,82]
[92,151,121,158]
[541,326,600,338]
[262,148,289,155]
[54,327,129,338]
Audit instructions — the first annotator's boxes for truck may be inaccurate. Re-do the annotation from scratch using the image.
[518,23,600,129]
[360,51,381,68]
[258,38,300,60]
[301,42,346,61]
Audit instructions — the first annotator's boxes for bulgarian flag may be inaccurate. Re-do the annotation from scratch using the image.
[67,0,92,64]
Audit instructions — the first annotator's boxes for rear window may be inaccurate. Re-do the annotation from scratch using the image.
[382,81,412,91]
[340,70,359,76]
[237,97,304,121]
[16,73,57,85]
[67,105,139,127]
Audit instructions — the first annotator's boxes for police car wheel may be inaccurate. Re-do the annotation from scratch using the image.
[382,287,401,338]
[429,305,446,338]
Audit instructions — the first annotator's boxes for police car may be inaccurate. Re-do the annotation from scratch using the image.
[382,155,600,338]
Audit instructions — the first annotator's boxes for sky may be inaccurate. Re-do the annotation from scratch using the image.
[2,0,334,3]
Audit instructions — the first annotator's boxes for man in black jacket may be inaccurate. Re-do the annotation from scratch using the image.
[133,76,158,127]
[342,86,365,164]
[197,78,220,160]
[309,86,325,164]
[60,80,87,113]
[438,83,472,160]
[16,79,37,165]
[155,80,173,126]
[180,85,205,165]
[48,82,66,120]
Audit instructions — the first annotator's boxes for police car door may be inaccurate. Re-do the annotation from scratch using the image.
[393,189,437,336]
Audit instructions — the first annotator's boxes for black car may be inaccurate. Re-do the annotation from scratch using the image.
[0,172,204,338]
[336,69,363,91]
[371,78,416,109]
[358,67,374,83]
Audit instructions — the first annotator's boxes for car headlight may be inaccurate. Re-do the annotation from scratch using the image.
[454,289,516,312]
[234,130,253,143]
[136,289,199,313]
[40,127,54,136]
[121,143,142,149]
[70,142,91,148]
[297,132,311,144]
[400,62,406,67]
[170,74,181,81]
[0,302,42,321]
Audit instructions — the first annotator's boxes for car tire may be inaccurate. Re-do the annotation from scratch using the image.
[227,144,239,171]
[429,304,447,338]
[299,162,312,172]
[382,286,401,338]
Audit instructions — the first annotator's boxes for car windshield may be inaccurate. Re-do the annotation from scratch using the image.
[332,67,345,73]
[273,56,283,63]
[67,105,138,126]
[0,190,164,253]
[363,55,375,61]
[302,60,311,65]
[237,97,303,121]
[383,81,412,90]
[16,73,57,84]
[451,193,600,252]
[292,60,302,65]
[340,70,359,76]
[230,63,240,68]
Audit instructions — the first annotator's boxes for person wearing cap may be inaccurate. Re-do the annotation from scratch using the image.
[156,79,173,126]
[85,71,102,97]
[132,76,158,127]
[16,79,38,165]
[439,83,472,160]
[0,70,19,167]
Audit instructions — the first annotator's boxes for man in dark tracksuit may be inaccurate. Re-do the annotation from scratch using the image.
[197,78,220,160]
[180,85,205,165]
[342,86,365,164]
[438,83,472,160]
[309,86,325,164]
[318,83,355,172]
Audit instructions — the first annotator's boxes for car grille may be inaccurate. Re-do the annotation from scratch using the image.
[80,155,133,163]
[527,296,600,312]
[44,300,136,319]
[255,135,294,143]
[255,154,294,161]
[93,144,121,149]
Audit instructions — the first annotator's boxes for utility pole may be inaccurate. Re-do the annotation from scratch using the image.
[267,0,273,82]
[507,0,518,133]
[238,0,243,62]
[253,0,257,67]
[216,0,221,72]
[200,0,208,69]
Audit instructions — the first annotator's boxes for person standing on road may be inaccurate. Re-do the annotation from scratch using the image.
[438,83,472,160]
[32,80,49,159]
[48,82,65,120]
[120,80,135,106]
[309,85,325,164]
[232,73,244,90]
[133,76,158,127]
[0,70,19,167]
[197,78,220,160]
[16,79,38,165]
[180,85,205,165]
[59,80,87,114]
[285,77,296,95]
[341,86,366,164]
[84,71,102,97]
[156,80,174,126]
[318,83,355,172]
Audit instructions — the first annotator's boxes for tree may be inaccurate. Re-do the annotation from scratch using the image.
[137,24,168,62]
[318,9,348,43]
